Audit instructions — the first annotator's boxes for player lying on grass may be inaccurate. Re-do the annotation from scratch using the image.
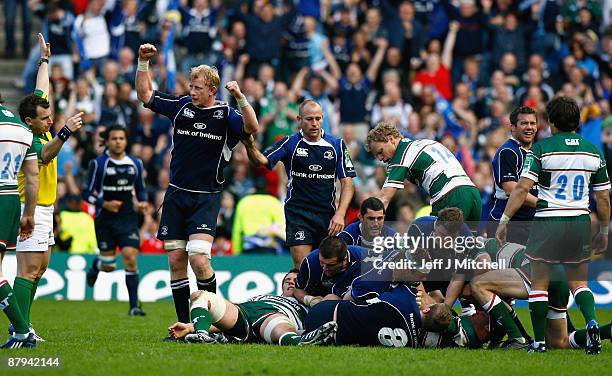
[167,270,335,346]
[299,250,451,347]
[470,239,611,352]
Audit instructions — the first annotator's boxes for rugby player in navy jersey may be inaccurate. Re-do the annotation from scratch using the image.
[241,100,356,268]
[293,236,366,308]
[488,106,538,244]
[338,197,396,251]
[82,125,148,316]
[135,43,259,325]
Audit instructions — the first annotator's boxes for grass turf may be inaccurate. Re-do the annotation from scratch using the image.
[0,301,611,375]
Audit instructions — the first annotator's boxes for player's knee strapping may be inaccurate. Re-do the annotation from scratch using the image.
[546,307,567,320]
[99,255,117,271]
[262,315,296,344]
[186,239,212,259]
[164,240,187,251]
[190,291,226,323]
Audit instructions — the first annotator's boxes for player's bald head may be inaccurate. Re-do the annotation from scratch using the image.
[298,100,322,116]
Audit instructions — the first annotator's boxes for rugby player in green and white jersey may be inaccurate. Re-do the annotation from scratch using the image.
[366,122,482,227]
[471,238,612,351]
[496,96,611,354]
[167,270,335,346]
[0,94,39,349]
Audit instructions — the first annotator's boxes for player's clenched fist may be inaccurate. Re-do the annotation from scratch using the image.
[139,44,157,61]
[224,81,244,99]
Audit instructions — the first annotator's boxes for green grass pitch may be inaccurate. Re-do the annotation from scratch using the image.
[0,301,611,375]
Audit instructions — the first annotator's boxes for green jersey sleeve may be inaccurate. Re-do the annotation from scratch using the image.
[591,149,611,191]
[520,143,541,183]
[383,164,408,189]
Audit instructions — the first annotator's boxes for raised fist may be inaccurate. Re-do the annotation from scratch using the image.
[139,44,158,61]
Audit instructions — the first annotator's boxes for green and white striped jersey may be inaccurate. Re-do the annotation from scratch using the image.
[521,132,610,217]
[247,295,308,331]
[383,139,475,205]
[0,105,34,195]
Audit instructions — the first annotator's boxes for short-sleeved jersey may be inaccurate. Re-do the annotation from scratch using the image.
[338,220,396,250]
[296,245,365,297]
[0,105,34,196]
[82,152,147,218]
[264,130,356,213]
[245,295,308,331]
[383,139,475,206]
[17,132,58,205]
[490,137,537,221]
[521,132,611,217]
[350,277,421,347]
[145,91,247,192]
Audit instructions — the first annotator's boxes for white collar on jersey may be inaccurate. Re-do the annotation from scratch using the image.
[299,129,332,146]
[509,136,529,152]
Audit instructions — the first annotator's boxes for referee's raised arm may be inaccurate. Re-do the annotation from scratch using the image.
[135,43,157,104]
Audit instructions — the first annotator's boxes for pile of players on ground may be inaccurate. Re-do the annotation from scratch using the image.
[166,206,610,353]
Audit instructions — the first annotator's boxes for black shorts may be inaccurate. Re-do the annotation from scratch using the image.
[304,301,339,332]
[95,214,140,251]
[335,300,415,347]
[157,186,221,241]
[285,205,333,248]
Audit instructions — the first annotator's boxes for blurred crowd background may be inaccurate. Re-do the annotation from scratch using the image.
[3,0,611,255]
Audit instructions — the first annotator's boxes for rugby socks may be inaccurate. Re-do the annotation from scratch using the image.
[566,314,576,333]
[483,294,522,339]
[125,271,139,309]
[279,332,301,346]
[91,257,100,273]
[509,308,532,342]
[190,307,212,332]
[528,290,548,343]
[569,324,611,349]
[197,274,216,293]
[572,286,596,323]
[171,278,191,323]
[13,277,34,325]
[0,280,29,335]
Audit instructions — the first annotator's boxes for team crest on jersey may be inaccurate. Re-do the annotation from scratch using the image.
[295,231,306,240]
[344,149,354,168]
[161,226,168,236]
[213,110,224,119]
[296,148,309,157]
[182,108,195,118]
[194,122,207,130]
[323,150,334,160]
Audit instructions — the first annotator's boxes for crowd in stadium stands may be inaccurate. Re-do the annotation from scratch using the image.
[4,0,611,255]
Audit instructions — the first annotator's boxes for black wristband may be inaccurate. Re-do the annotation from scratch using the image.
[38,58,49,67]
[57,125,72,141]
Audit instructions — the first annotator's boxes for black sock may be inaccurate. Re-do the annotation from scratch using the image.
[510,308,532,342]
[197,274,216,293]
[566,313,576,333]
[91,257,100,273]
[125,271,139,309]
[170,278,191,323]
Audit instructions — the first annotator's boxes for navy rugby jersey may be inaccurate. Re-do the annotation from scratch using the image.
[490,137,538,221]
[145,91,247,192]
[351,276,421,348]
[338,220,397,250]
[263,130,356,212]
[296,245,365,297]
[82,152,147,217]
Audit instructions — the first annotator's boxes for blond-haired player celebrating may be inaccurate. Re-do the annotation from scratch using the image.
[135,43,259,329]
